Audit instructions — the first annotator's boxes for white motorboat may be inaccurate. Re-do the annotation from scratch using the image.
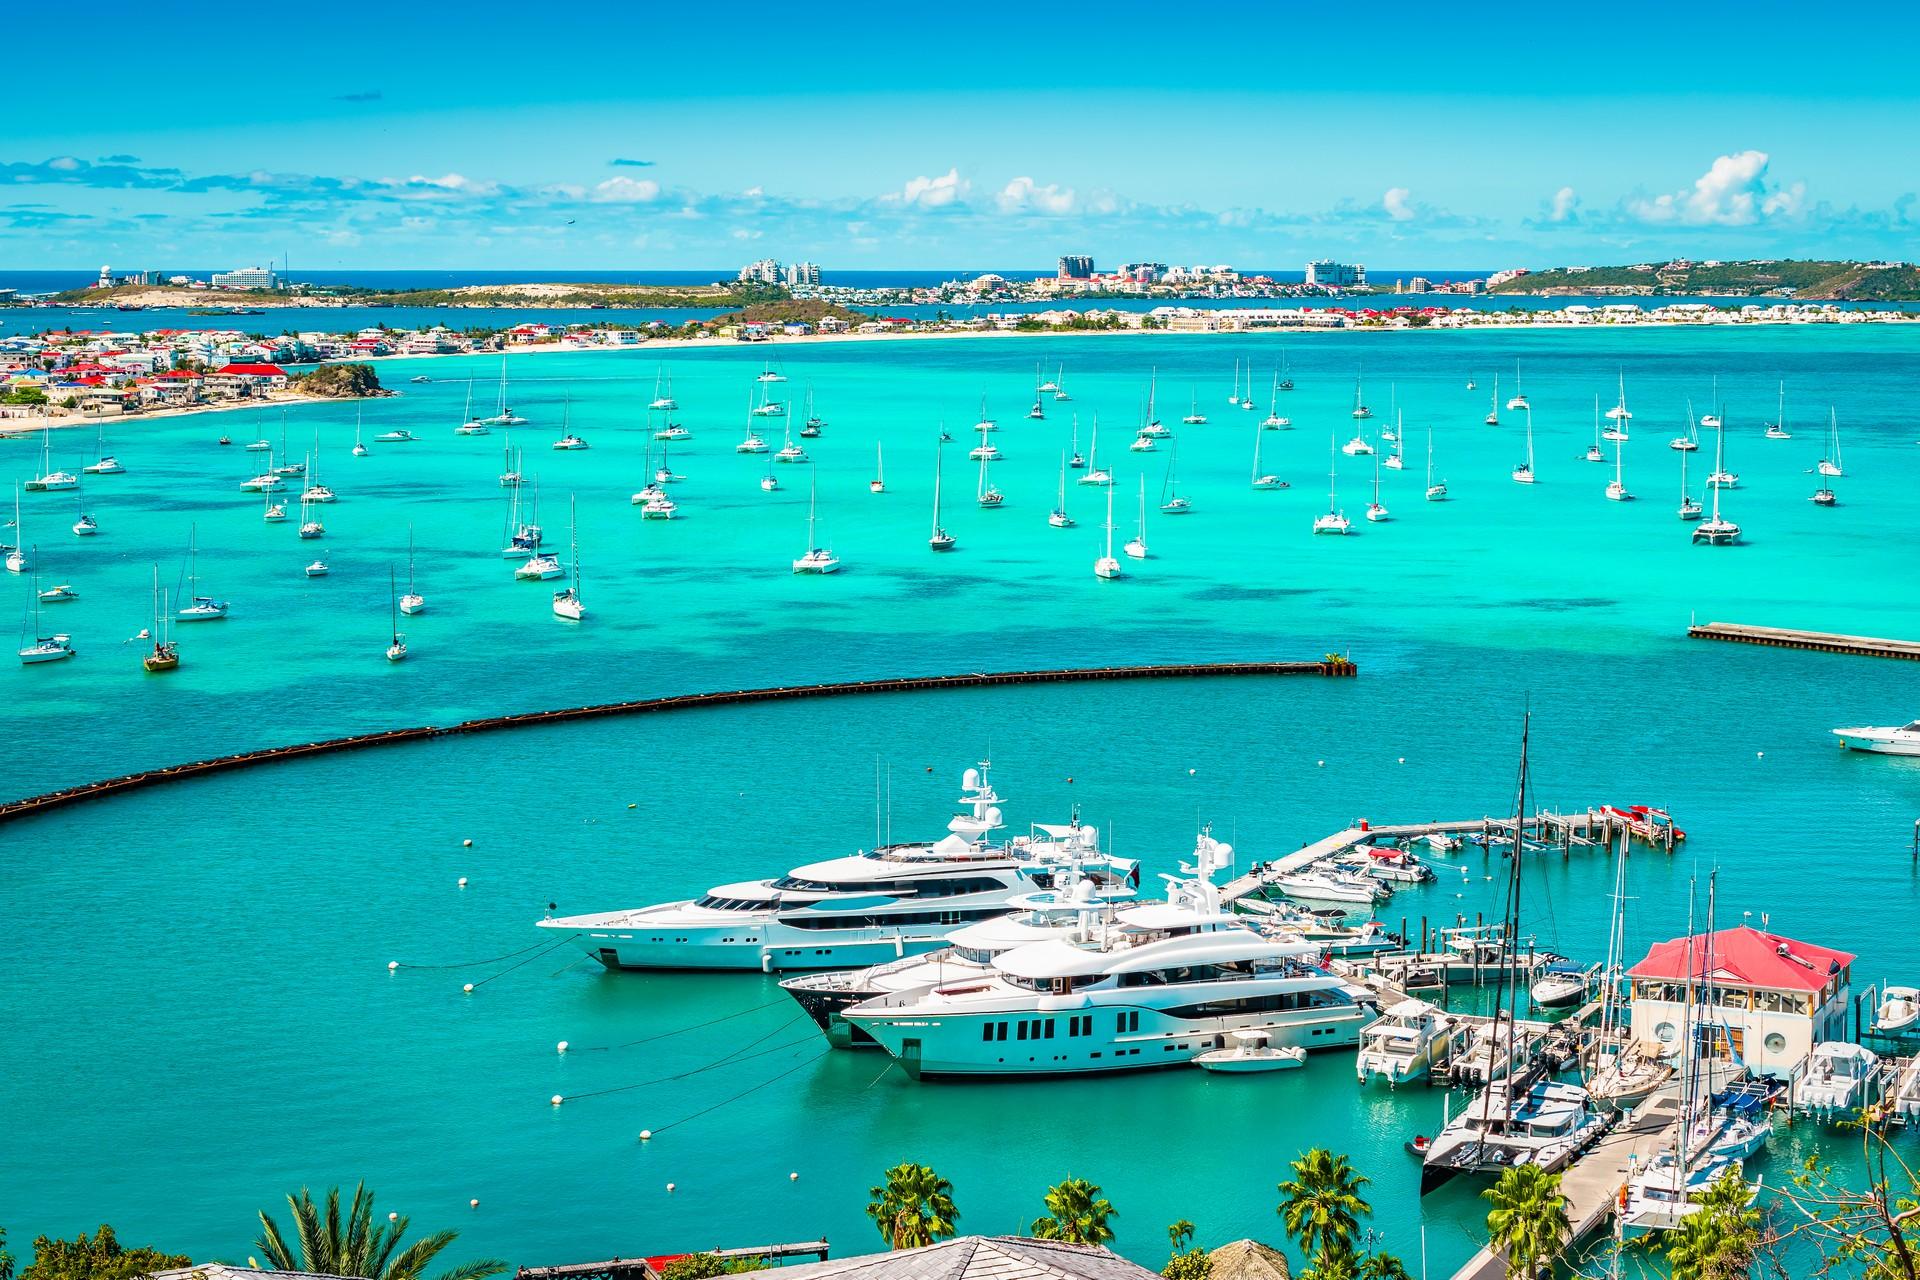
[37,582,78,603]
[1195,1030,1307,1074]
[1529,962,1592,1008]
[543,765,1137,972]
[1875,986,1920,1034]
[374,429,416,443]
[1272,868,1387,906]
[1833,721,1920,756]
[304,557,329,578]
[1795,1041,1880,1117]
[841,829,1372,1077]
[515,553,563,581]
[1355,998,1457,1086]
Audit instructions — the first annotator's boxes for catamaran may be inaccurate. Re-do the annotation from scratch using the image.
[1692,422,1740,545]
[648,368,679,411]
[24,430,78,492]
[539,765,1136,972]
[175,524,228,620]
[1314,436,1351,534]
[792,473,840,573]
[1182,391,1207,426]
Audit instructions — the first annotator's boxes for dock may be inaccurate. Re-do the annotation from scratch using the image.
[1449,1095,1684,1280]
[515,1242,830,1280]
[0,658,1354,823]
[1689,621,1920,661]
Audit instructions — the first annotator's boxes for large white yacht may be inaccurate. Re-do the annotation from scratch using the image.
[781,854,1134,1047]
[1832,720,1920,756]
[840,832,1376,1078]
[539,767,1136,973]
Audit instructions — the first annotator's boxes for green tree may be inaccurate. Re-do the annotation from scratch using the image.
[1359,1253,1413,1280]
[1031,1178,1118,1246]
[659,1255,766,1280]
[1664,1169,1761,1280]
[1482,1165,1570,1279]
[2,1227,14,1280]
[1278,1149,1372,1261]
[1167,1221,1195,1253]
[865,1163,959,1250]
[255,1184,505,1280]
[17,1225,187,1280]
[1300,1239,1357,1280]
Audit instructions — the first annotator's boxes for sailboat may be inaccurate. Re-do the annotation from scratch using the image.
[1068,415,1085,468]
[1366,454,1391,522]
[1078,414,1113,486]
[1093,482,1121,580]
[1425,431,1448,501]
[1668,402,1700,452]
[1693,423,1740,545]
[1512,407,1536,484]
[1383,411,1407,470]
[649,368,679,411]
[1251,425,1284,490]
[303,436,336,502]
[399,525,426,614]
[776,421,808,464]
[1124,476,1149,559]
[1485,374,1500,427]
[263,486,287,523]
[352,412,369,456]
[176,524,229,620]
[1050,453,1076,527]
[756,361,786,385]
[976,452,1004,507]
[1351,375,1372,420]
[973,396,996,434]
[737,389,770,453]
[1603,374,1631,441]
[1038,363,1059,394]
[792,473,840,574]
[385,568,408,661]
[455,378,489,435]
[1816,409,1844,477]
[1183,391,1207,426]
[142,567,178,672]
[1159,440,1192,514]
[83,424,124,474]
[929,445,955,550]
[554,395,589,449]
[298,493,324,540]
[479,357,527,426]
[71,500,97,537]
[17,579,75,664]
[553,497,586,619]
[1765,382,1792,440]
[1053,366,1071,402]
[1261,373,1290,429]
[1314,437,1351,534]
[24,430,78,491]
[760,448,780,493]
[1228,358,1243,407]
[1707,416,1740,488]
[1605,428,1633,502]
[1277,348,1293,391]
[1678,442,1703,521]
[1588,396,1608,462]
[800,387,824,436]
[1505,362,1529,411]
[869,444,885,495]
[5,486,27,574]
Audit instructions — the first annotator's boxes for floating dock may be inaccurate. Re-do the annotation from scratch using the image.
[1689,621,1920,661]
[0,659,1355,823]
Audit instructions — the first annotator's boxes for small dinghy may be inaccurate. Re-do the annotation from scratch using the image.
[1194,1030,1306,1074]
[1876,986,1920,1034]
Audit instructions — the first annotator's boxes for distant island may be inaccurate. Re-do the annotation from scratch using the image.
[1488,258,1920,301]
[38,279,796,311]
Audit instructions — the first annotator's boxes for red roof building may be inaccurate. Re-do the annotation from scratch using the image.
[1627,925,1854,994]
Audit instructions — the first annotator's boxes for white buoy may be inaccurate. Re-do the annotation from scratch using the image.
[789,1172,799,1182]
[463,982,475,993]
[627,803,637,809]
[666,1182,676,1194]
[1757,751,1765,758]
[551,1094,564,1106]
[639,1129,653,1141]
[458,877,468,888]
[1187,768,1195,776]
[388,1212,398,1222]
[1398,757,1406,764]
[463,838,473,847]
[388,961,399,971]
[470,1199,479,1209]
[1317,760,1325,767]
[557,1040,569,1054]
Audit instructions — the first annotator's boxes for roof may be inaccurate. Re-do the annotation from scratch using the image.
[768,1237,1158,1280]
[212,362,287,377]
[1206,1240,1291,1280]
[1628,925,1855,994]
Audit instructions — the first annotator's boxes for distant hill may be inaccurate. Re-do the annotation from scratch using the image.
[1489,259,1920,301]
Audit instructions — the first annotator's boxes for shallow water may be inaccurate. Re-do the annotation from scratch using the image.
[4,328,1918,1275]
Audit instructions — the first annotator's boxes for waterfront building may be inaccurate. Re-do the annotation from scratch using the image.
[211,265,281,290]
[1409,276,1432,293]
[1058,254,1095,279]
[1625,924,1855,1078]
[770,1237,1160,1280]
[1305,259,1366,288]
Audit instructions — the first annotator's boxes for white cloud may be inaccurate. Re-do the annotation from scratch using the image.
[1383,187,1415,222]
[997,176,1076,215]
[406,173,496,194]
[591,176,660,203]
[1629,150,1804,226]
[1549,186,1579,223]
[730,228,763,240]
[887,168,967,208]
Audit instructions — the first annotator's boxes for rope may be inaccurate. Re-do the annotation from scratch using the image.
[389,932,580,972]
[653,1046,833,1134]
[470,934,583,989]
[557,1035,824,1103]
[581,997,791,1053]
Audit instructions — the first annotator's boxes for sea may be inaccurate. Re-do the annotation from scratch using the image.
[3,325,1917,1277]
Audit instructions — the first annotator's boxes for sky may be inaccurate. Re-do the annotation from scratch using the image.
[7,0,1920,275]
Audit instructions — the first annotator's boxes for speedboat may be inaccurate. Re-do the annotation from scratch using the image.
[1833,722,1920,756]
[304,558,329,578]
[37,583,78,603]
[841,830,1372,1077]
[1875,986,1920,1034]
[540,766,1137,972]
[1529,962,1591,1008]
[1796,1042,1880,1117]
[374,429,417,442]
[1355,998,1456,1086]
[1195,1030,1306,1074]
[1271,868,1387,906]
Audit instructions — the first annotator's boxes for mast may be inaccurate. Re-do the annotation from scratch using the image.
[1475,711,1533,1160]
[931,442,943,535]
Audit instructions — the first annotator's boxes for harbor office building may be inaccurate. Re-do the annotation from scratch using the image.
[1625,925,1855,1078]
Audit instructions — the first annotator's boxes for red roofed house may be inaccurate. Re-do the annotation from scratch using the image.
[1626,925,1855,1077]
[205,362,289,399]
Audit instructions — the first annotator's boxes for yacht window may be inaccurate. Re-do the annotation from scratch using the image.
[1043,1020,1055,1039]
[1016,1021,1028,1041]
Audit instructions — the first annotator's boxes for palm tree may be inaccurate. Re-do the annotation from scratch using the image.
[1482,1165,1571,1279]
[1300,1240,1358,1280]
[1277,1149,1372,1261]
[1664,1169,1761,1280]
[1167,1221,1196,1254]
[255,1185,504,1280]
[865,1164,959,1251]
[1031,1178,1118,1246]
[1358,1253,1412,1280]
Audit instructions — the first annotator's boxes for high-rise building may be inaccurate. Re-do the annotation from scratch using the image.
[1305,259,1366,288]
[1407,277,1431,294]
[738,258,782,285]
[211,266,281,290]
[1057,255,1094,279]
[783,261,821,288]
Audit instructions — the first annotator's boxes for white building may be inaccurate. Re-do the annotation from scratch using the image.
[784,261,821,288]
[1625,925,1856,1079]
[1305,259,1365,288]
[738,258,782,285]
[211,266,280,290]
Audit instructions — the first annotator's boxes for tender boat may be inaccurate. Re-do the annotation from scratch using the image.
[1795,1042,1880,1117]
[1355,998,1456,1086]
[1195,1030,1307,1074]
[1529,961,1592,1008]
[1875,986,1920,1034]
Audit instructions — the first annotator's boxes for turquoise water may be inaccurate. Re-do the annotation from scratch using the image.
[5,328,1919,1276]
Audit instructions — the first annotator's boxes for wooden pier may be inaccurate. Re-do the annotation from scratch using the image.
[1449,1095,1684,1280]
[0,659,1354,823]
[1689,621,1920,661]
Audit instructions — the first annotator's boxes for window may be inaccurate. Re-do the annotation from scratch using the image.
[1017,1021,1028,1041]
[1043,1020,1055,1040]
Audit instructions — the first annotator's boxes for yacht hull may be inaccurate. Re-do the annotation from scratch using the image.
[541,914,959,973]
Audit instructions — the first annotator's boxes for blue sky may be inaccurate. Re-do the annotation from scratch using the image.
[7,1,1920,274]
